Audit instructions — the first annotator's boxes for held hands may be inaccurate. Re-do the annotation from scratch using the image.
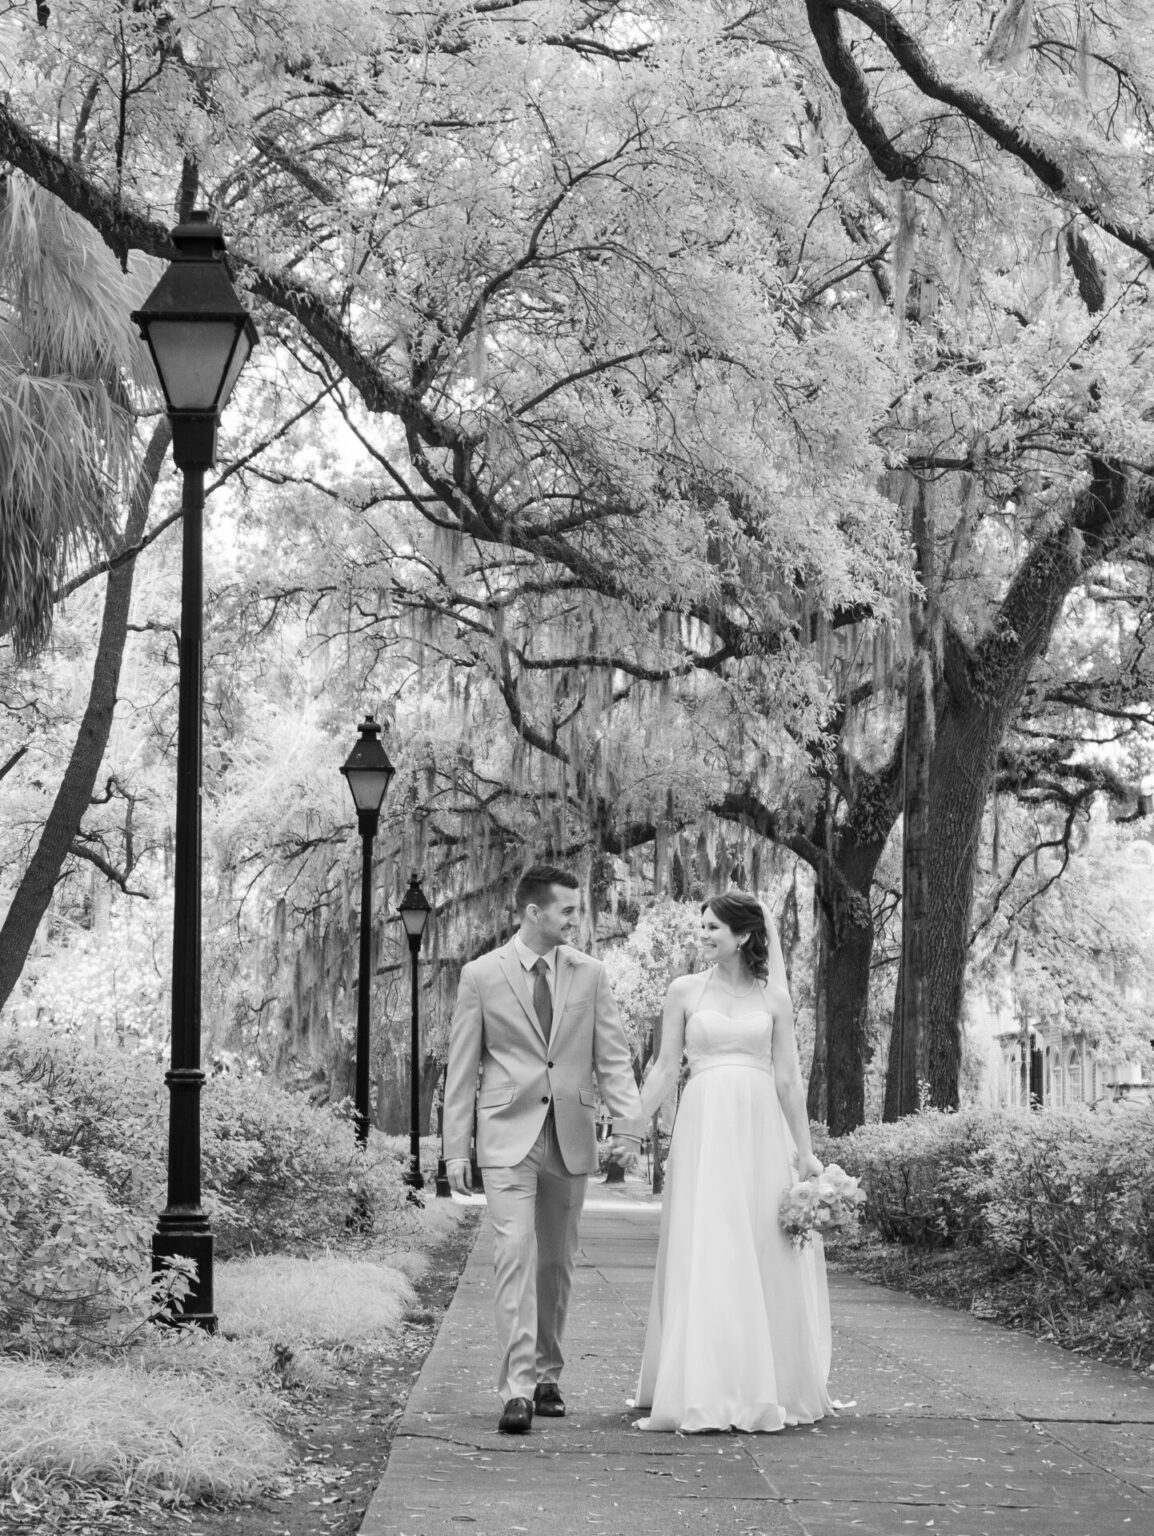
[605,1134,641,1169]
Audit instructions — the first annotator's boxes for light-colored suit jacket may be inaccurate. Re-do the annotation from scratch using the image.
[441,939,642,1174]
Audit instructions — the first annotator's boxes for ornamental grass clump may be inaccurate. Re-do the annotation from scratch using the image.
[0,1357,287,1504]
[215,1253,417,1345]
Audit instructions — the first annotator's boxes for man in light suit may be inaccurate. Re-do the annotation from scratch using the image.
[442,864,643,1434]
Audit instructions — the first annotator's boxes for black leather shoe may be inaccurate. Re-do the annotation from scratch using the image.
[498,1396,533,1434]
[533,1382,566,1417]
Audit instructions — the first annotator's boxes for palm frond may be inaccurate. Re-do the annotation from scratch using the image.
[0,174,164,657]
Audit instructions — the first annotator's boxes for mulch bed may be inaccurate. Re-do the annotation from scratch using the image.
[0,1206,481,1536]
[828,1232,1154,1374]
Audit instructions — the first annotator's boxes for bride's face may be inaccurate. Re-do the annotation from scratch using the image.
[700,910,744,965]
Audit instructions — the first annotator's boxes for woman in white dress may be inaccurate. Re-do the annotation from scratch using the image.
[623,891,833,1434]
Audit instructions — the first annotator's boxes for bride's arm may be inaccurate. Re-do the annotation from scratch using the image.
[617,975,691,1136]
[769,981,822,1179]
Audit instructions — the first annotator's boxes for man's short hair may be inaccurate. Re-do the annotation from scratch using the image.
[514,863,579,914]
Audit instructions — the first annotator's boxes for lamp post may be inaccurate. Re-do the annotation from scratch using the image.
[398,873,432,1190]
[340,717,395,1145]
[434,1064,452,1198]
[132,212,257,1331]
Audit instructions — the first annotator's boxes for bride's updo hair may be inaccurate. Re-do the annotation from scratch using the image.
[702,891,770,982]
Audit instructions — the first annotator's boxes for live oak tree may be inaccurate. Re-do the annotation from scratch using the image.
[4,1,1154,1130]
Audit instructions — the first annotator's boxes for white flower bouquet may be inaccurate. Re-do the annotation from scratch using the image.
[779,1163,865,1247]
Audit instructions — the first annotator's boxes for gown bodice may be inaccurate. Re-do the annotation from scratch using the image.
[685,1005,775,1077]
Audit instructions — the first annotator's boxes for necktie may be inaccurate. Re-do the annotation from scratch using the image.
[531,958,553,1041]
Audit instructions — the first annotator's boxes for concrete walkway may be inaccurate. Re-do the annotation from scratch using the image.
[361,1182,1154,1536]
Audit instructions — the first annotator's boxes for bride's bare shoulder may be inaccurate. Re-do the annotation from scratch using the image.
[665,971,703,1001]
[762,979,794,1015]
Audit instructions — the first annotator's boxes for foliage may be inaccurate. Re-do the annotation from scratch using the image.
[970,811,1154,1070]
[977,1110,1154,1303]
[215,1254,417,1346]
[0,1352,288,1506]
[825,1103,1154,1319]
[602,898,707,1060]
[821,1109,998,1249]
[3,0,1154,1133]
[0,178,158,657]
[0,1095,179,1352]
[0,1025,419,1356]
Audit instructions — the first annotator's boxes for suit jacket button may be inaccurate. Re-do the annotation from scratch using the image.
[541,1095,550,1103]
[547,1061,554,1068]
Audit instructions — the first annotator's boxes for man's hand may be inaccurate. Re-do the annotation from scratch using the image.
[446,1157,473,1195]
[605,1134,641,1169]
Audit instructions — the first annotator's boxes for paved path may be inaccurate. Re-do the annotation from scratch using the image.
[361,1184,1154,1536]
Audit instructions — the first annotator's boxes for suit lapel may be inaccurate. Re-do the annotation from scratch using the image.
[552,948,575,1025]
[499,943,545,1041]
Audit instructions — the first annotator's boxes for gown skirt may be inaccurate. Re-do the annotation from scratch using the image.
[634,1036,833,1434]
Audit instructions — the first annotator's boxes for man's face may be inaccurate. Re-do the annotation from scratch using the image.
[530,885,580,949]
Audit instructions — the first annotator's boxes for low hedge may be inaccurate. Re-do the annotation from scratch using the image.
[0,1028,412,1350]
[821,1104,1154,1310]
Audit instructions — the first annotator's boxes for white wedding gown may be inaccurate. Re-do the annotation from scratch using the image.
[633,998,833,1433]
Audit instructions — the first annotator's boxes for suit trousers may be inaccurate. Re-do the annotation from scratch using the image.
[482,1109,588,1403]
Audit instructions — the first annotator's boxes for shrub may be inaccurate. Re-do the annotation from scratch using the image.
[822,1103,1154,1323]
[979,1109,1154,1300]
[1,1027,426,1352]
[823,1109,998,1249]
[0,1111,158,1351]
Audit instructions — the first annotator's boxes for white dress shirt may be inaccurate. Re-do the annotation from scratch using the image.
[513,934,557,999]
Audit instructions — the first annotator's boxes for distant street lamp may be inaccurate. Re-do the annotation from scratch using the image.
[398,874,432,1189]
[433,1065,452,1198]
[340,717,396,1145]
[132,211,257,1331]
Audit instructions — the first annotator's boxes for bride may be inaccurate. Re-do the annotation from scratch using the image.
[620,890,833,1434]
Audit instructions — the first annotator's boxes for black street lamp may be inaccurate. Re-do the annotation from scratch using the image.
[340,717,395,1145]
[397,873,432,1189]
[132,212,257,1331]
[433,1064,452,1198]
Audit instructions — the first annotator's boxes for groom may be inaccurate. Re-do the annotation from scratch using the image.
[442,864,642,1434]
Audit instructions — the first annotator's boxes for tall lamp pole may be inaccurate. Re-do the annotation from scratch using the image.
[132,212,257,1330]
[340,718,395,1145]
[398,874,432,1190]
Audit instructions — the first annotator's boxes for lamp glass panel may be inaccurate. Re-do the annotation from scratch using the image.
[217,330,254,411]
[400,904,430,938]
[345,767,392,813]
[146,319,243,411]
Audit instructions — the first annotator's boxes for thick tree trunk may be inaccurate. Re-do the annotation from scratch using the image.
[0,424,170,1014]
[814,808,897,1134]
[818,898,873,1134]
[910,467,1142,1108]
[886,478,936,1120]
[918,701,995,1106]
[377,1049,442,1136]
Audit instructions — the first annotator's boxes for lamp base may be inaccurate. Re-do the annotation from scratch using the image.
[404,1161,425,1191]
[152,1230,216,1332]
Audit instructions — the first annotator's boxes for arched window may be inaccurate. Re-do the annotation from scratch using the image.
[1067,1047,1083,1105]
